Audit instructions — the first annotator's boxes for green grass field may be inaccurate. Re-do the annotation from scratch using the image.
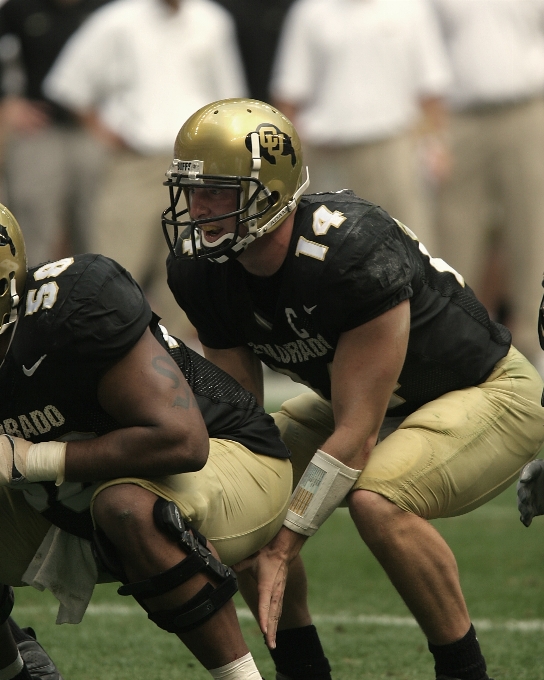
[11,483,544,679]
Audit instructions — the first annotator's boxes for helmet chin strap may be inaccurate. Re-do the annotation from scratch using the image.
[246,132,262,231]
[209,166,310,264]
[256,165,310,238]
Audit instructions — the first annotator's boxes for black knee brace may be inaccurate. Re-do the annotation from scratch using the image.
[92,498,238,634]
[0,584,14,625]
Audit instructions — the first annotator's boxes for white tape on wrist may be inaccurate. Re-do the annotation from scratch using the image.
[209,652,261,679]
[26,441,67,486]
[284,449,361,537]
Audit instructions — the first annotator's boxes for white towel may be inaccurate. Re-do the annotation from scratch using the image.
[22,525,98,624]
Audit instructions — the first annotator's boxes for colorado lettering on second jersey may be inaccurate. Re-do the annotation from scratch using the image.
[0,405,66,438]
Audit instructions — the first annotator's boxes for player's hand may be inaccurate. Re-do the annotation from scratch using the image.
[0,435,32,485]
[233,526,306,649]
[517,459,544,527]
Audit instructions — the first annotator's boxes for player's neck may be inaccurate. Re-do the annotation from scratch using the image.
[238,212,295,277]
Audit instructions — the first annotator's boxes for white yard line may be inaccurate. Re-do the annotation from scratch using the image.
[13,604,544,632]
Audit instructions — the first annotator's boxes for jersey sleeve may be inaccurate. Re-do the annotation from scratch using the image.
[317,208,415,334]
[64,256,152,362]
[23,254,153,370]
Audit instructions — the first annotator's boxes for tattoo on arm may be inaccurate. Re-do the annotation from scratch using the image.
[151,355,198,409]
[152,355,180,387]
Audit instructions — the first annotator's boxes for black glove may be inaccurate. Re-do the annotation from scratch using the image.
[517,459,544,527]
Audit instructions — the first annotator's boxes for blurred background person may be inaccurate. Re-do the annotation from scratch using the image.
[214,0,295,103]
[431,0,544,375]
[0,0,111,267]
[269,0,452,253]
[44,0,247,340]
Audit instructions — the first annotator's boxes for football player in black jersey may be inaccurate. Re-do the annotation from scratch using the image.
[163,99,544,680]
[0,202,298,680]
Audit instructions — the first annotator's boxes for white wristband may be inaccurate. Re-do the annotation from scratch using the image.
[209,652,261,679]
[26,441,67,486]
[284,449,361,537]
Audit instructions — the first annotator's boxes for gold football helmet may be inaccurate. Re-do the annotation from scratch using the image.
[162,98,309,263]
[0,203,26,335]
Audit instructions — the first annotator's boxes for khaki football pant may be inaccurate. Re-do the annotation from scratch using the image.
[273,346,544,519]
[0,439,292,585]
[95,439,292,566]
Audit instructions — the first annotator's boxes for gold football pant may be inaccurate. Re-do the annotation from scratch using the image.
[0,439,292,585]
[94,439,292,565]
[273,346,544,518]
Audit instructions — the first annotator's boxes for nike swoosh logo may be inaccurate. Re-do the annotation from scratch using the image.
[22,355,47,377]
[303,305,317,314]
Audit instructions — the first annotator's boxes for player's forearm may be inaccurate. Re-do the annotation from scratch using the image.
[64,423,209,482]
[326,303,410,469]
[318,416,381,470]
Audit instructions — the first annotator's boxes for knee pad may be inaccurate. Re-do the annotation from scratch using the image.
[92,498,238,634]
[0,584,14,625]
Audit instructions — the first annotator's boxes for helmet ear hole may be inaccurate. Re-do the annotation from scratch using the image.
[270,191,280,206]
[0,278,8,298]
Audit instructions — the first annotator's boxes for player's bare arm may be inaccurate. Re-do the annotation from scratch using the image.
[61,327,209,481]
[241,300,410,647]
[0,329,209,487]
[323,299,410,469]
[202,344,264,405]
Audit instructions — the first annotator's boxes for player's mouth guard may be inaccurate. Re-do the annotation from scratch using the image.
[283,449,362,537]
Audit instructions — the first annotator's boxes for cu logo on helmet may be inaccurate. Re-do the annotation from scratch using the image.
[245,124,297,167]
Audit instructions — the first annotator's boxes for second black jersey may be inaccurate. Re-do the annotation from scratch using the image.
[0,254,288,539]
[167,192,511,415]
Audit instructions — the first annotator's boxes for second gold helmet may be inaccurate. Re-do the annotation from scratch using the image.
[162,98,309,263]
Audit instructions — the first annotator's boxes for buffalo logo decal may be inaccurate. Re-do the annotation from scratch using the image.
[245,123,297,167]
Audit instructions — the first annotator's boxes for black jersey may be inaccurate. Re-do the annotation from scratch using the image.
[155,324,289,461]
[0,254,288,539]
[168,192,511,415]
